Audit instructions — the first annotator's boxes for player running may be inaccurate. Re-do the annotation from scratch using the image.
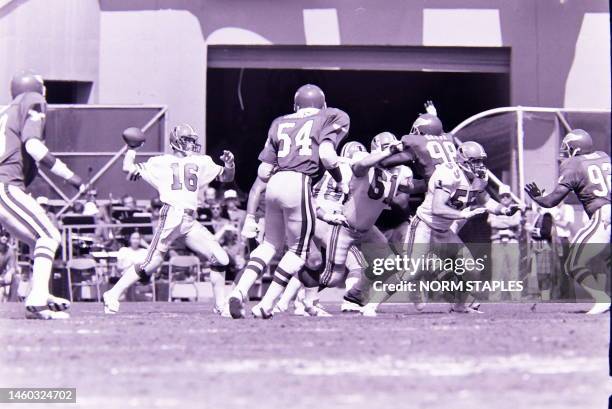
[228,84,350,319]
[102,124,235,314]
[525,129,611,314]
[1,70,85,319]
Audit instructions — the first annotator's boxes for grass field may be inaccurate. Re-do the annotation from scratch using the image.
[0,301,609,409]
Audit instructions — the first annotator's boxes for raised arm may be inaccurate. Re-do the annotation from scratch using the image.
[525,182,571,208]
[351,141,402,178]
[217,150,235,182]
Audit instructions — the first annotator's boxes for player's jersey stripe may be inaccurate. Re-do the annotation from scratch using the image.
[4,185,52,237]
[0,186,39,238]
[296,174,315,258]
[139,204,169,271]
[567,208,601,272]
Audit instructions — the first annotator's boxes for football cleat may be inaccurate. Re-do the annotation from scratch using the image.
[585,302,610,315]
[228,291,246,319]
[341,299,362,313]
[449,303,483,314]
[47,295,71,312]
[25,306,69,320]
[361,303,379,317]
[251,303,273,319]
[294,84,326,111]
[304,301,332,317]
[103,291,120,314]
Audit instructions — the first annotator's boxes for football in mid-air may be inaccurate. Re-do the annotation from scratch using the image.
[122,127,145,148]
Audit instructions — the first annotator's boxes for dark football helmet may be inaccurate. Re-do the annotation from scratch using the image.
[410,113,443,136]
[371,132,397,152]
[560,129,593,158]
[169,124,201,154]
[340,141,367,159]
[294,84,326,111]
[456,141,488,179]
[11,70,45,99]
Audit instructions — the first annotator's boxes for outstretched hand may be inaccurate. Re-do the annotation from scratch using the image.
[424,100,437,116]
[524,182,545,199]
[220,150,235,167]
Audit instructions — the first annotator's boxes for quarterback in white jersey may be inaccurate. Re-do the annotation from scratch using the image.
[103,124,235,314]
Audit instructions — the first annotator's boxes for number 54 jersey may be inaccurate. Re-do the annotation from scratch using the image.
[417,162,487,232]
[258,107,350,177]
[131,154,223,210]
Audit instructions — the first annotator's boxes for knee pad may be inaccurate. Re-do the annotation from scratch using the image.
[211,248,230,267]
[277,251,305,275]
[34,236,59,260]
[250,241,277,265]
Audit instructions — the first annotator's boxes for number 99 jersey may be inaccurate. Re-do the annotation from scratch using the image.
[130,154,223,210]
[258,107,349,177]
[417,162,486,231]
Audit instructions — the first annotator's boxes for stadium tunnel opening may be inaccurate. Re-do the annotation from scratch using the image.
[206,68,510,195]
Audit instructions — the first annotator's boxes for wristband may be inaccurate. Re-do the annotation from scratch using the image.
[50,159,75,180]
[328,165,343,182]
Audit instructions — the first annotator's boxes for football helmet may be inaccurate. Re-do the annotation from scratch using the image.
[294,84,326,111]
[560,129,593,158]
[371,132,397,153]
[340,141,367,159]
[169,124,201,154]
[410,113,443,136]
[456,141,488,179]
[11,70,45,99]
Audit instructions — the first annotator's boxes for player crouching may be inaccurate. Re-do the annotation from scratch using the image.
[103,124,235,314]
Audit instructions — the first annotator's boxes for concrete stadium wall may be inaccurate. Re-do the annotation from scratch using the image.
[0,0,100,102]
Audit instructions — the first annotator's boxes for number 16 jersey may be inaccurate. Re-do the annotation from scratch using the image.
[131,154,222,210]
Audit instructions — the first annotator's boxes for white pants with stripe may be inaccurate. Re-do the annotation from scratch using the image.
[139,204,228,275]
[566,204,610,283]
[262,171,315,258]
[0,183,60,245]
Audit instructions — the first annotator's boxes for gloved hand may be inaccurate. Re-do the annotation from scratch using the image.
[241,214,259,239]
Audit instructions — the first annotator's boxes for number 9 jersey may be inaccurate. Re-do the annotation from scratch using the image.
[128,153,223,210]
[558,151,611,218]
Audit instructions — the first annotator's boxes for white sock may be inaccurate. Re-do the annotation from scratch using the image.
[210,268,226,308]
[278,276,302,310]
[108,266,140,298]
[26,256,53,306]
[303,286,319,307]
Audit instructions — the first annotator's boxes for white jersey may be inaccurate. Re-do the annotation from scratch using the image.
[133,154,223,210]
[312,157,353,213]
[417,162,487,231]
[343,154,413,231]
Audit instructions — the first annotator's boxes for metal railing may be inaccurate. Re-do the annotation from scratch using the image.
[451,106,611,204]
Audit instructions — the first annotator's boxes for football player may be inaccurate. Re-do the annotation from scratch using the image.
[354,141,521,315]
[102,124,235,314]
[273,141,369,316]
[525,129,611,314]
[380,101,457,186]
[0,70,85,319]
[318,133,412,313]
[228,84,350,319]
